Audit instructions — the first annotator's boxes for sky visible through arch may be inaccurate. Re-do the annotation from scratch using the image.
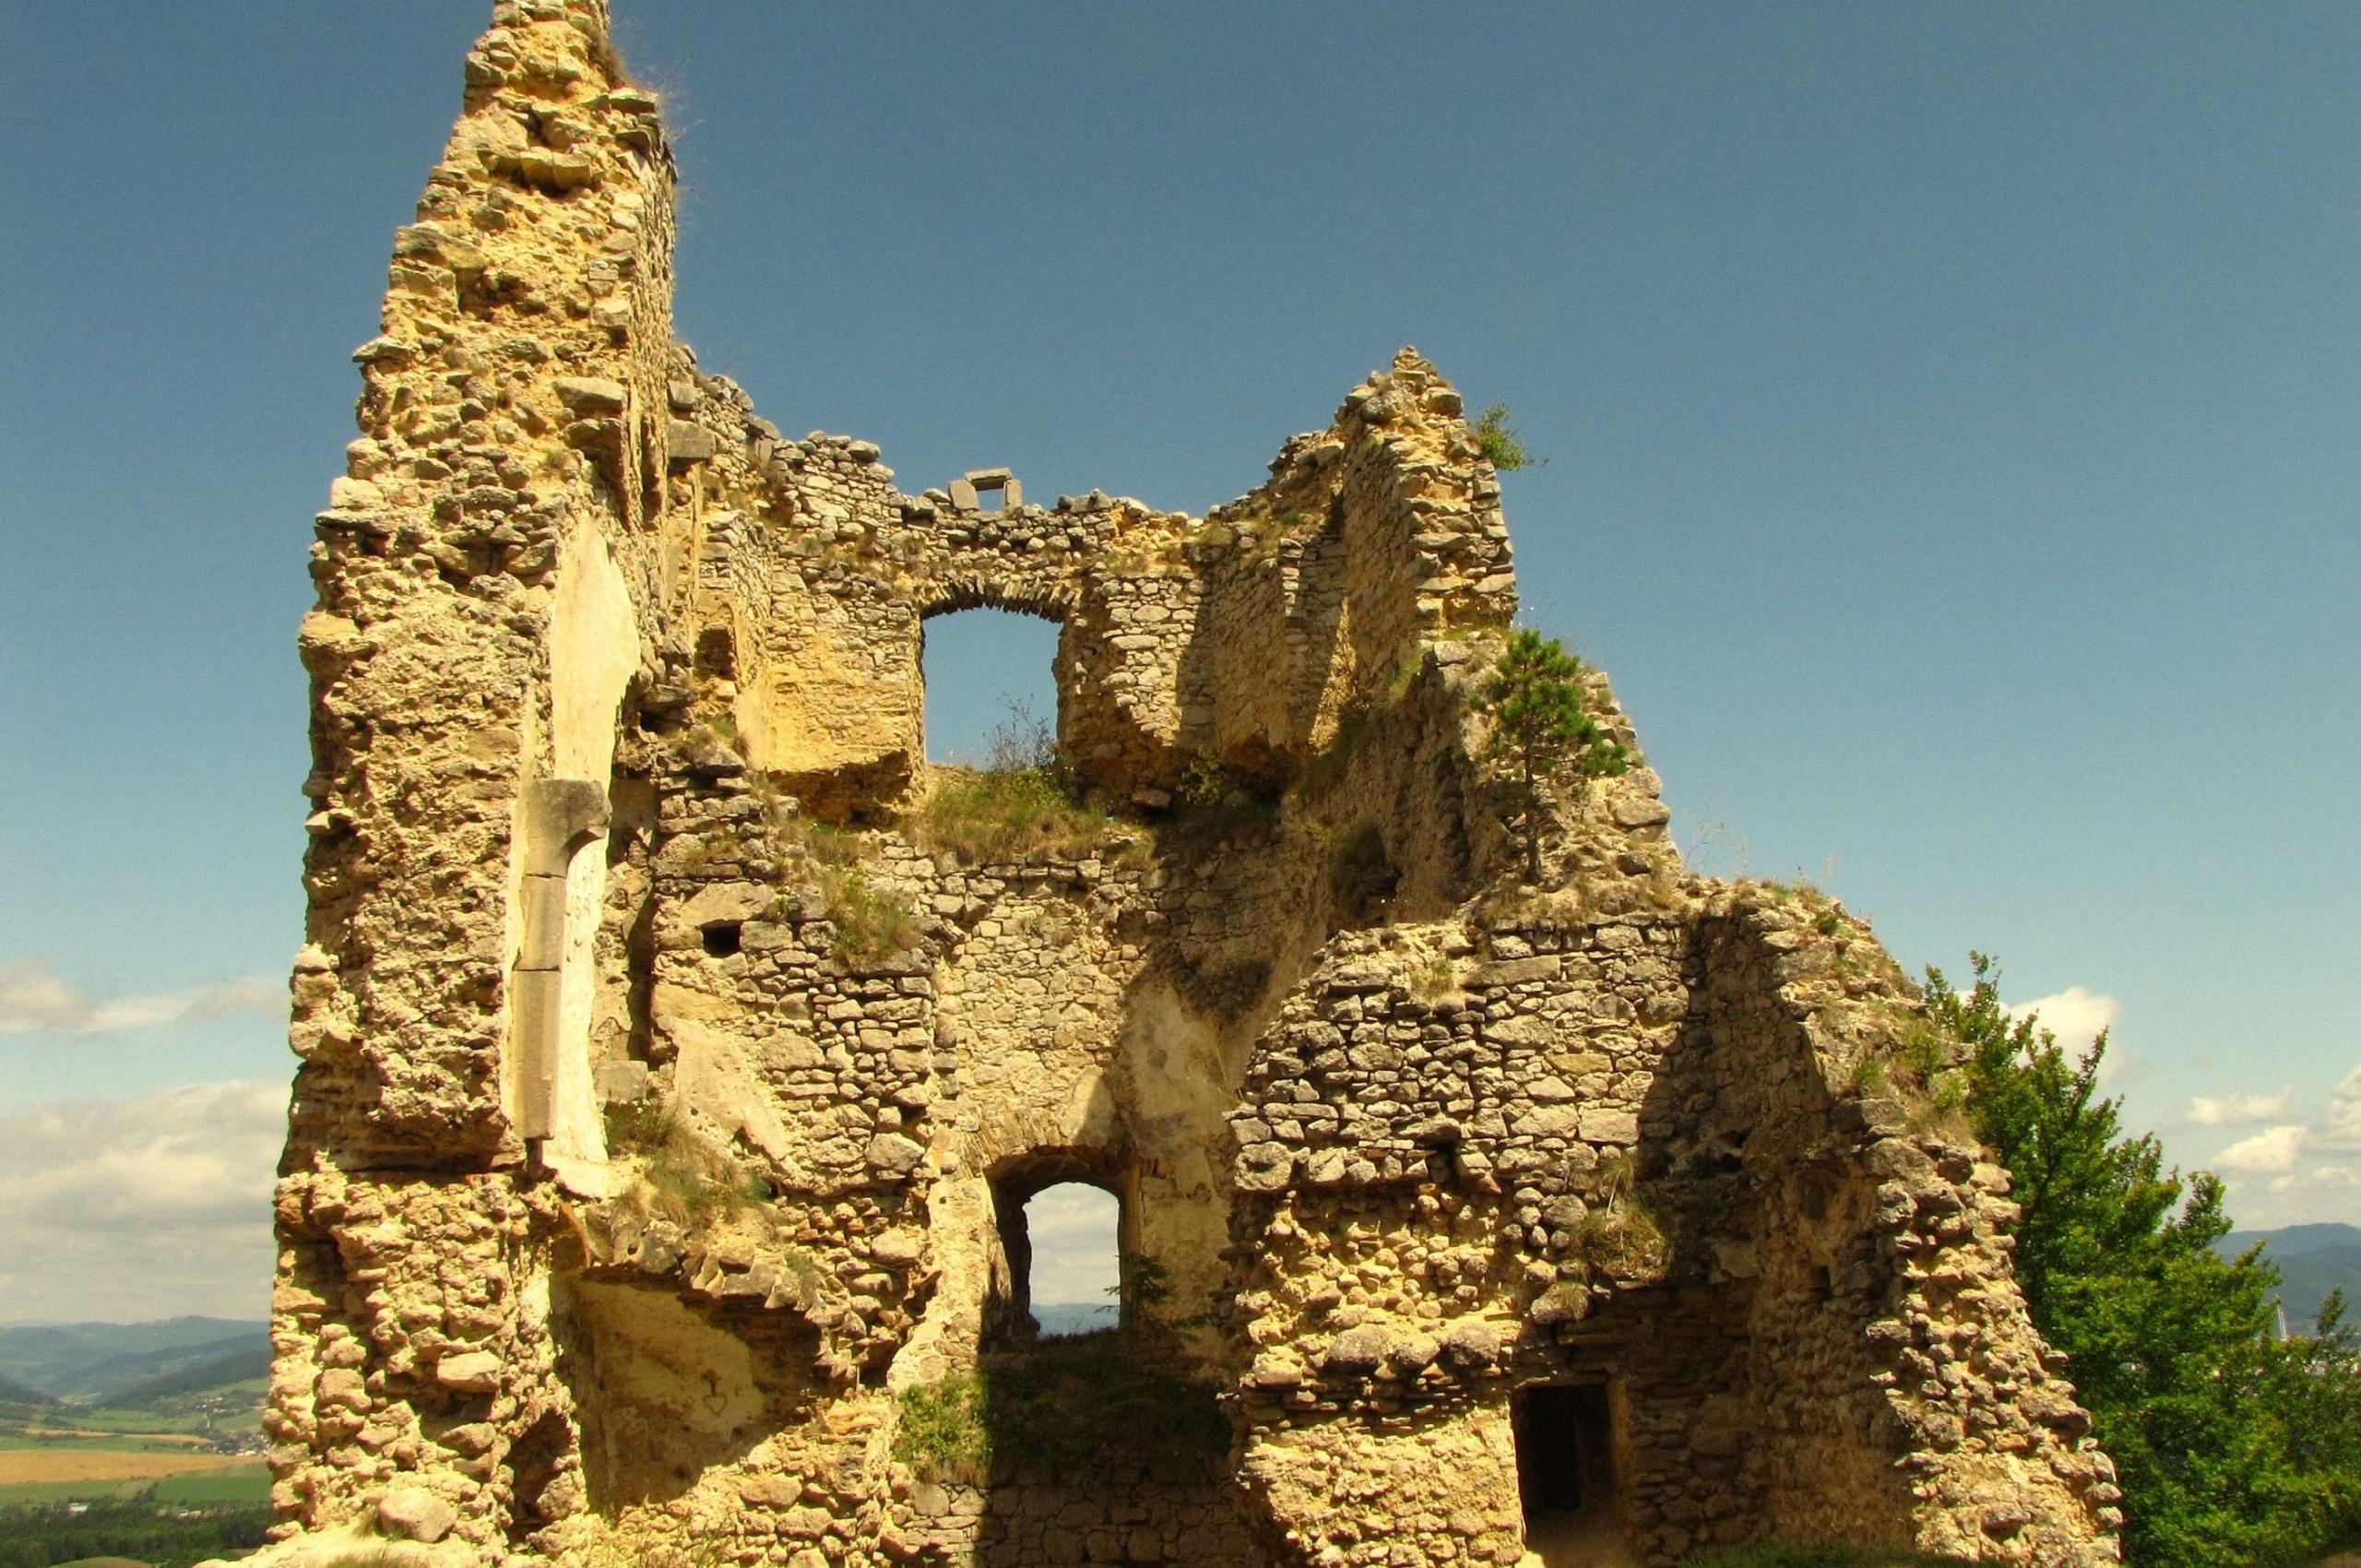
[0,0,2355,1320]
[1026,1183,1121,1333]
[923,610,1061,766]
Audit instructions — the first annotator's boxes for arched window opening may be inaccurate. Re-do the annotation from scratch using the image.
[919,607,1060,767]
[994,1177,1121,1341]
[1023,1182,1121,1337]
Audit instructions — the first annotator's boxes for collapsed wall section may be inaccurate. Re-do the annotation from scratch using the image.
[1217,875,2122,1568]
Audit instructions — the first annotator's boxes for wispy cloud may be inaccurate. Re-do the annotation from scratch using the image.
[2004,986,2121,1058]
[2214,1124,2308,1176]
[2188,1088,2292,1126]
[0,1081,285,1321]
[2269,1163,2361,1201]
[0,957,280,1036]
[2314,1066,2361,1155]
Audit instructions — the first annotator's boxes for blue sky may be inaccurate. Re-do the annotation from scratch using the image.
[0,0,2355,1317]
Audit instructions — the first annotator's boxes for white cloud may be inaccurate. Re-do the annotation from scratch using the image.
[0,956,280,1036]
[2188,1088,2292,1126]
[2004,986,2121,1056]
[2214,1124,2308,1176]
[2269,1163,2361,1199]
[1023,1182,1121,1307]
[0,1081,285,1322]
[2314,1066,2361,1155]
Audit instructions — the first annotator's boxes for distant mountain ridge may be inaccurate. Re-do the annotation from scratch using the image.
[2219,1222,2361,1330]
[97,1345,273,1408]
[1031,1301,1119,1338]
[0,1317,268,1403]
[0,1372,56,1406]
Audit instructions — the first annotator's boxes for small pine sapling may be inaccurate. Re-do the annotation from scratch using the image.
[1472,630,1632,882]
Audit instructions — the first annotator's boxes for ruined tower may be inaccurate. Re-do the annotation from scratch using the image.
[258,5,2126,1564]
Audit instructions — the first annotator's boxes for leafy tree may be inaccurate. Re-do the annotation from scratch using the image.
[1930,956,2361,1568]
[1471,630,1631,882]
[1474,402,1539,470]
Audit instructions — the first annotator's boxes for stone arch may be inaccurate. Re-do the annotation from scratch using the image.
[918,576,1079,624]
[917,574,1128,795]
[915,585,1071,785]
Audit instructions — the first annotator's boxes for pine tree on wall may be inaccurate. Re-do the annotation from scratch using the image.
[1472,630,1632,883]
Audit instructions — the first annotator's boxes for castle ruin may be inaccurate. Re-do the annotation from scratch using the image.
[255,6,2127,1565]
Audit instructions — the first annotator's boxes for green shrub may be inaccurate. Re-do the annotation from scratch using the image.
[919,766,1110,864]
[896,1372,991,1475]
[1177,748,1229,807]
[778,814,864,868]
[1572,1204,1667,1282]
[824,864,919,964]
[1473,402,1539,471]
[1410,955,1457,999]
[1157,751,1279,857]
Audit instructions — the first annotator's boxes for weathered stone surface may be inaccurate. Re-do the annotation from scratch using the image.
[376,1487,457,1543]
[432,1350,499,1394]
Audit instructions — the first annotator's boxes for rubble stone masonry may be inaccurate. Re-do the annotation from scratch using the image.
[242,5,2126,1565]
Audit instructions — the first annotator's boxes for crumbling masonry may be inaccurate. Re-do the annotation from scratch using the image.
[255,6,2128,1567]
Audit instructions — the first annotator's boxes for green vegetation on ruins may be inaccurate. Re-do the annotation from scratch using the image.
[918,703,1115,865]
[1472,629,1633,882]
[1473,401,1538,471]
[603,1101,776,1225]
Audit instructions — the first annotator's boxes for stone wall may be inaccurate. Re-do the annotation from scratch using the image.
[247,6,2124,1567]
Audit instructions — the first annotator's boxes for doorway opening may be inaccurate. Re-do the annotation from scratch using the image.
[919,607,1060,768]
[1513,1381,1631,1566]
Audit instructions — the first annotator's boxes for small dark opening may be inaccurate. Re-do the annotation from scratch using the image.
[694,624,736,679]
[702,922,742,957]
[1514,1383,1615,1523]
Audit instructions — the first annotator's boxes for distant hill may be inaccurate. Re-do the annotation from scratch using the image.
[1032,1301,1119,1338]
[2219,1222,2361,1331]
[0,1318,268,1403]
[97,1345,272,1409]
[0,1371,56,1406]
